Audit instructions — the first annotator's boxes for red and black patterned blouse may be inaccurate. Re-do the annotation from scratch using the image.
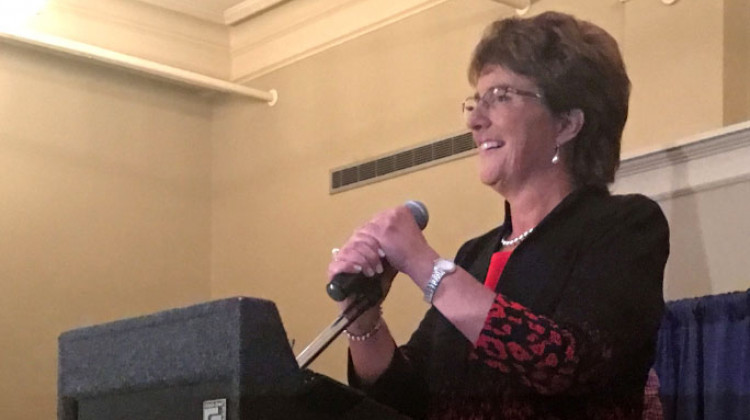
[349,186,669,419]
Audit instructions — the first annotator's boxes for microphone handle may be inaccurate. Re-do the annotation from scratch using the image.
[327,271,383,302]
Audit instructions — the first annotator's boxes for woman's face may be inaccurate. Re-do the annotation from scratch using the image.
[466,65,562,193]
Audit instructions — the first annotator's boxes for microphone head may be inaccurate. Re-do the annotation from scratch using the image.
[404,200,429,230]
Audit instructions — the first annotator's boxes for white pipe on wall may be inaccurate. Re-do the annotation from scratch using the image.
[0,28,279,105]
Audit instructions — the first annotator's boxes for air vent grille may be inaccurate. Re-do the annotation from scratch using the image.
[330,132,475,193]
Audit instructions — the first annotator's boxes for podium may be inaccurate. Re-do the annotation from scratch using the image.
[58,297,409,419]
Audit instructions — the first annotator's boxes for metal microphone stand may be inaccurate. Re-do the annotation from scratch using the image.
[296,285,381,370]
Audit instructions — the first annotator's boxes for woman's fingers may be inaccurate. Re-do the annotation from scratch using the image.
[329,230,383,279]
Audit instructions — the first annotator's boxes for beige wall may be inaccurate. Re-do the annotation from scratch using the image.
[659,179,750,301]
[211,0,748,382]
[624,0,726,153]
[1,0,749,417]
[724,0,750,126]
[0,44,213,418]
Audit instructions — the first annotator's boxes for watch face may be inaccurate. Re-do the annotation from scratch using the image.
[436,259,456,272]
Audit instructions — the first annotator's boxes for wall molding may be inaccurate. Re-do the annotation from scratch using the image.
[131,0,227,23]
[225,0,290,25]
[132,0,291,25]
[48,0,228,50]
[35,0,230,78]
[230,0,452,82]
[35,0,529,82]
[613,121,750,201]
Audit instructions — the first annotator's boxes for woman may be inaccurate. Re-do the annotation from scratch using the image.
[328,11,669,419]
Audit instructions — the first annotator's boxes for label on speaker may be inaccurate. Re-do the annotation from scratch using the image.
[203,399,227,420]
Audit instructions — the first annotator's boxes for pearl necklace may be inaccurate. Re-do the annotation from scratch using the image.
[501,227,534,247]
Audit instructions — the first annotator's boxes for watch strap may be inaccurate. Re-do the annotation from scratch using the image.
[423,258,456,304]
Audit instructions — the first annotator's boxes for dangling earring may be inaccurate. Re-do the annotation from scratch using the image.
[551,145,560,164]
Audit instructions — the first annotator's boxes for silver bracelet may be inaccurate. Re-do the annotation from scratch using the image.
[344,308,383,342]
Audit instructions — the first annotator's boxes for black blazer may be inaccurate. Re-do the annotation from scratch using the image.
[351,186,670,419]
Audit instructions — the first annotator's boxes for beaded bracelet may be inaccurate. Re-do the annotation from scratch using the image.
[344,308,383,342]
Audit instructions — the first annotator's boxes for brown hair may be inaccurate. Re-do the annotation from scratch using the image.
[469,11,630,187]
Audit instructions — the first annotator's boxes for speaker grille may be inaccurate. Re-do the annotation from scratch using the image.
[330,132,475,194]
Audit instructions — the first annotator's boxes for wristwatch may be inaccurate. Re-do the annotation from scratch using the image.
[423,258,457,304]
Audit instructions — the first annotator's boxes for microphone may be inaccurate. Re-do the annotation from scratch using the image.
[326,200,429,302]
[298,201,428,369]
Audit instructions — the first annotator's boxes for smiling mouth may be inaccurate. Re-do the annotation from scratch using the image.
[479,141,504,151]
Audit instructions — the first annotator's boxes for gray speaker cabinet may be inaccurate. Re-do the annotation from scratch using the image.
[58,297,408,419]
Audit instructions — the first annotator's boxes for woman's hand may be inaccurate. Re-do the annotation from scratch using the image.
[327,205,439,312]
[327,225,396,333]
[361,205,439,282]
[327,231,397,307]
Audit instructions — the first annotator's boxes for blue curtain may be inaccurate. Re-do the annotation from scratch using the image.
[654,289,750,420]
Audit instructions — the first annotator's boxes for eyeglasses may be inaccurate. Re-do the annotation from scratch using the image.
[462,85,544,122]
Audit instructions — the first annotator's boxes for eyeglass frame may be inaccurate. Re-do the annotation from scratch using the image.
[462,84,544,120]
